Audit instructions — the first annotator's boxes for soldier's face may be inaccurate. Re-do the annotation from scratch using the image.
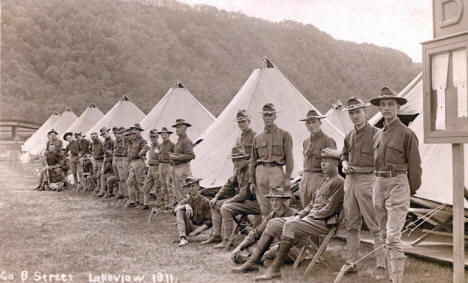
[161,133,170,140]
[320,158,338,174]
[65,135,72,141]
[379,99,399,121]
[237,120,249,131]
[150,135,158,143]
[187,183,199,198]
[76,135,82,141]
[175,125,187,135]
[49,145,56,151]
[270,197,285,212]
[348,108,366,126]
[91,134,98,141]
[232,158,248,170]
[305,119,321,134]
[262,113,276,126]
[49,133,57,139]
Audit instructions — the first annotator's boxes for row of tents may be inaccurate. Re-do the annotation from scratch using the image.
[22,58,468,209]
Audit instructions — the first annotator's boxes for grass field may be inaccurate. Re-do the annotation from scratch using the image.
[0,162,457,283]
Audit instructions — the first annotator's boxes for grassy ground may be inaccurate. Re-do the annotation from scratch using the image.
[0,161,457,283]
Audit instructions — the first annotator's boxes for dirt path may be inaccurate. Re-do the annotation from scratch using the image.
[0,162,453,283]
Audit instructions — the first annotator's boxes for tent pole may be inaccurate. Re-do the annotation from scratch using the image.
[452,143,465,283]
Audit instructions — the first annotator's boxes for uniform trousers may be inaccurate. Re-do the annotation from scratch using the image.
[127,159,146,203]
[172,163,191,201]
[114,156,128,197]
[176,209,200,238]
[220,200,261,240]
[92,159,103,194]
[299,171,323,208]
[159,163,172,206]
[255,165,284,215]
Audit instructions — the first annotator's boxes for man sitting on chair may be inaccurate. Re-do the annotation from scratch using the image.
[174,176,212,247]
[201,147,261,248]
[255,148,344,281]
[231,185,297,273]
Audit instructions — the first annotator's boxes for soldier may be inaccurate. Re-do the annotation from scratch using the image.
[235,109,256,157]
[201,147,260,248]
[142,129,160,210]
[255,148,344,281]
[35,144,61,191]
[101,157,116,197]
[46,129,63,151]
[231,185,297,273]
[250,103,293,216]
[126,124,148,208]
[76,132,90,188]
[112,127,127,199]
[64,132,80,187]
[121,129,133,199]
[370,87,422,283]
[340,97,385,276]
[174,176,212,247]
[299,110,336,208]
[98,127,114,197]
[81,154,96,192]
[170,119,195,201]
[90,132,105,195]
[158,127,175,209]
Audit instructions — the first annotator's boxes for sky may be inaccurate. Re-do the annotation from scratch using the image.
[178,0,433,62]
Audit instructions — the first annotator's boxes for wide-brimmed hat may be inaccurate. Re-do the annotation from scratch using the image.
[300,110,325,121]
[74,132,83,137]
[124,129,133,136]
[237,109,250,122]
[260,103,278,114]
[265,185,291,198]
[370,87,407,106]
[100,127,110,134]
[116,127,126,134]
[48,129,58,135]
[149,129,159,137]
[227,147,250,159]
[343,97,370,111]
[182,176,202,187]
[130,123,144,132]
[172,118,192,128]
[63,132,73,140]
[158,127,173,134]
[318,148,341,160]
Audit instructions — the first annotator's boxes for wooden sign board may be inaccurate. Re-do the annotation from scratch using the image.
[433,0,468,38]
[422,32,468,143]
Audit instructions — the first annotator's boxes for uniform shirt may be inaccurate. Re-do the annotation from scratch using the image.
[236,128,257,157]
[103,136,114,157]
[46,138,63,151]
[66,140,80,156]
[250,124,294,182]
[178,195,212,226]
[303,130,336,172]
[297,173,344,219]
[113,136,124,156]
[91,139,105,160]
[147,142,160,166]
[77,139,91,156]
[159,139,175,163]
[123,137,131,158]
[173,134,195,165]
[341,123,378,171]
[250,206,297,241]
[374,118,422,193]
[215,164,256,202]
[45,150,61,166]
[128,135,148,160]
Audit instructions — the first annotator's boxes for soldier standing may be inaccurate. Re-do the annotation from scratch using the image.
[235,109,256,157]
[98,127,114,197]
[126,124,148,208]
[340,97,384,276]
[158,127,175,209]
[76,132,90,187]
[142,129,160,209]
[46,129,63,151]
[250,103,293,216]
[370,87,421,283]
[64,132,80,187]
[90,132,105,195]
[170,119,195,201]
[112,127,127,199]
[299,110,336,208]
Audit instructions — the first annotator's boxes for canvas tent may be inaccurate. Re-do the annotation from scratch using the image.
[368,73,468,208]
[28,107,78,156]
[86,96,145,136]
[66,104,104,135]
[192,58,345,188]
[140,82,215,142]
[22,111,60,153]
[325,100,354,135]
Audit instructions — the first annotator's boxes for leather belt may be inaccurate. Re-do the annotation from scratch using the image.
[159,161,171,164]
[375,171,406,178]
[258,162,281,167]
[148,163,158,166]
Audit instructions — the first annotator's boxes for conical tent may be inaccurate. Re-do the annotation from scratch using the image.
[370,74,468,208]
[66,104,104,135]
[29,107,78,155]
[325,100,354,134]
[22,111,60,153]
[86,96,145,136]
[140,82,215,142]
[192,58,345,188]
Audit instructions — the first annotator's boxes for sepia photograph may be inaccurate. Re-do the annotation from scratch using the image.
[0,0,467,282]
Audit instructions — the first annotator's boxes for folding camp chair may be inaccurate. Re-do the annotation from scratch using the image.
[224,214,250,251]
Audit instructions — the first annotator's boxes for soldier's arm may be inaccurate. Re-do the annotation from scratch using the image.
[310,180,344,220]
[341,134,350,162]
[405,131,422,194]
[249,138,258,184]
[327,136,337,149]
[174,140,195,161]
[215,175,237,200]
[283,131,294,179]
[138,141,149,158]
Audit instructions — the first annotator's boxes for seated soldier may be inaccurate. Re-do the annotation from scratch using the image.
[35,144,61,191]
[48,166,66,192]
[81,154,96,192]
[97,158,115,197]
[255,148,344,281]
[231,185,297,272]
[202,147,261,247]
[174,176,212,247]
[58,148,71,188]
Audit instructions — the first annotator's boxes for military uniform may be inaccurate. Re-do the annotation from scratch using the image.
[76,135,90,184]
[171,119,195,201]
[37,150,61,190]
[235,109,256,157]
[142,132,160,207]
[90,137,105,194]
[65,135,80,186]
[126,125,148,206]
[158,128,175,207]
[176,193,212,239]
[112,128,125,197]
[46,138,63,152]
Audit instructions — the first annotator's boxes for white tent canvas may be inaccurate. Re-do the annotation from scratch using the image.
[22,111,60,153]
[192,58,345,188]
[66,104,104,135]
[140,82,215,142]
[325,100,354,135]
[86,96,145,136]
[29,107,78,155]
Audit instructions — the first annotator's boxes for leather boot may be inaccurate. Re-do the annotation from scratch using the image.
[254,239,293,281]
[389,257,405,283]
[232,234,274,273]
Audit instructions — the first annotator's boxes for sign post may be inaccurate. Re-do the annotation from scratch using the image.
[423,1,468,282]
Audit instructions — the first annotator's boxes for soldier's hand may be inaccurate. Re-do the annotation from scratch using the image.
[231,248,240,262]
[209,198,218,208]
[185,204,193,218]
